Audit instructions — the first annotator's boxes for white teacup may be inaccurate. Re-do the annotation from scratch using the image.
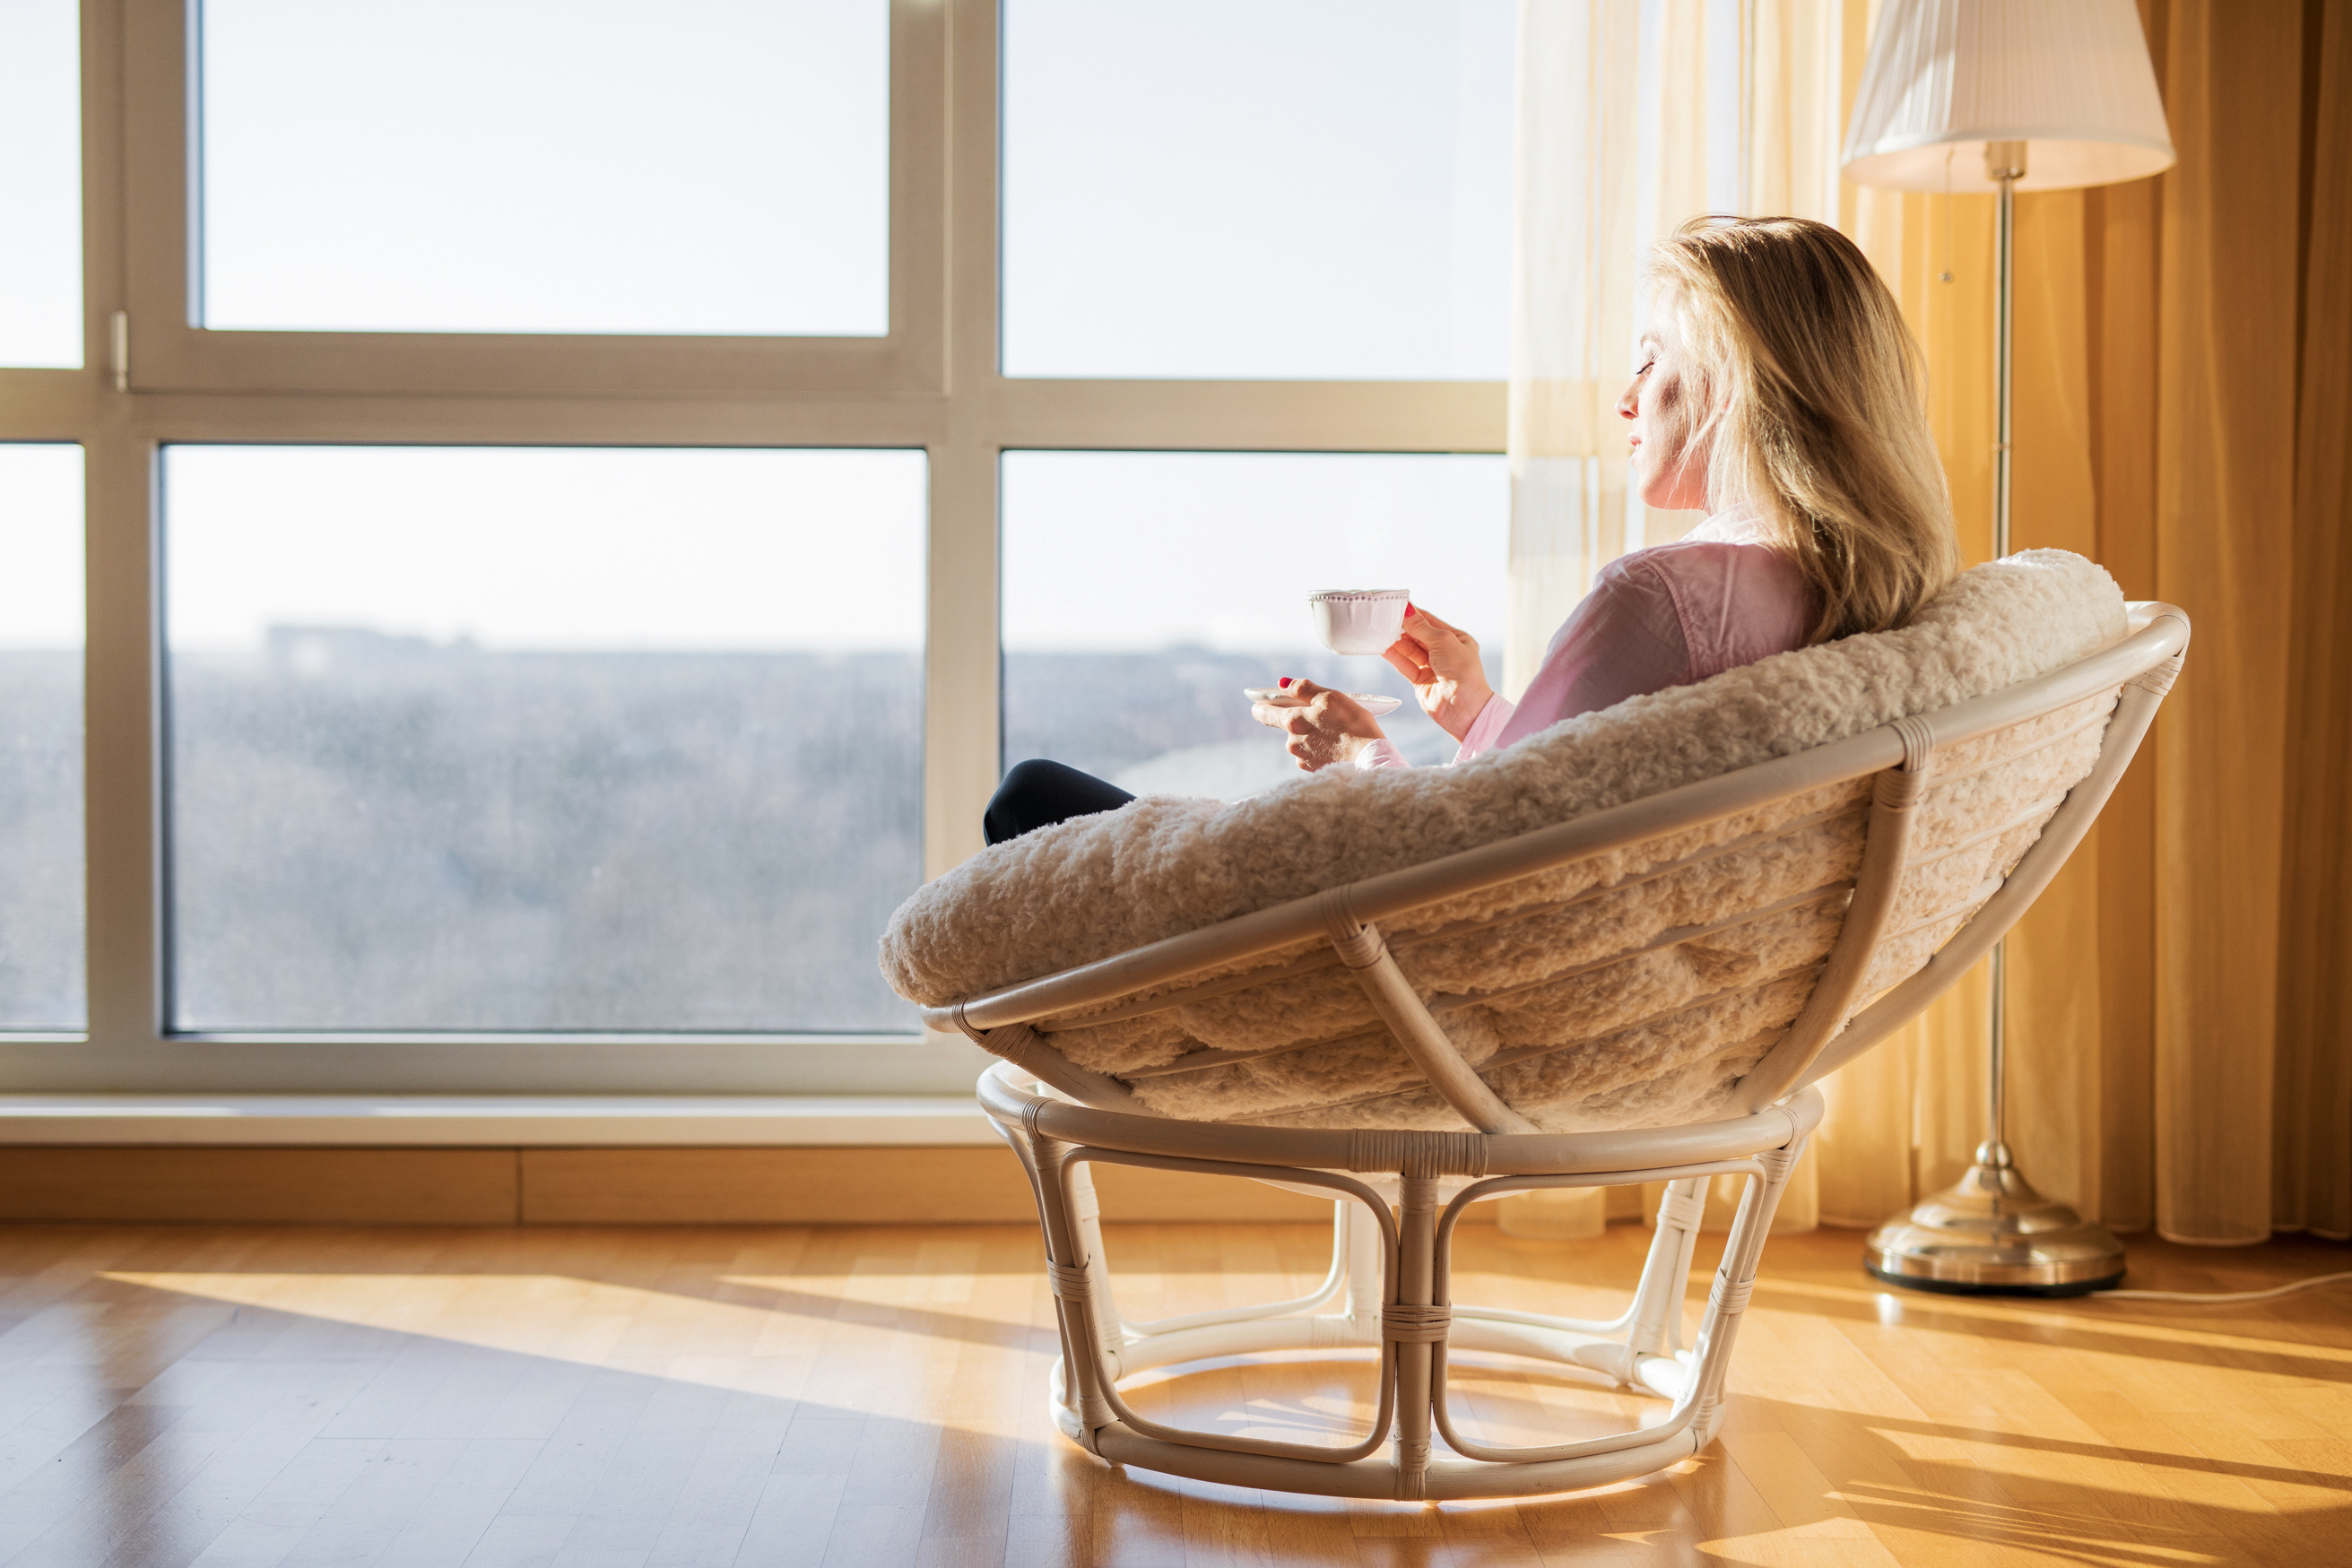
[1308,589,1410,655]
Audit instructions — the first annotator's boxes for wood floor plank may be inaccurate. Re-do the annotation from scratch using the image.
[549,1378,735,1567]
[273,1437,475,1567]
[183,1437,387,1568]
[82,1365,382,1568]
[728,1470,846,1568]
[1566,1473,1715,1566]
[373,1437,541,1568]
[638,1391,794,1566]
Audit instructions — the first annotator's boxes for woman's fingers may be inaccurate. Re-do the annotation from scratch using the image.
[1407,605,1476,650]
[1382,637,1433,685]
[1405,607,1482,682]
[1258,677,1384,774]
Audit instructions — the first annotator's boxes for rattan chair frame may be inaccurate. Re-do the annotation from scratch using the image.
[935,603,2189,1501]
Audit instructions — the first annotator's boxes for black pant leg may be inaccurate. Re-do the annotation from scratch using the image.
[985,759,1137,845]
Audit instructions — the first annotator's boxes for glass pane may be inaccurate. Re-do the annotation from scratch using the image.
[0,445,86,1028]
[0,0,82,367]
[1002,0,1512,380]
[197,0,889,336]
[164,446,924,1033]
[1002,452,1507,797]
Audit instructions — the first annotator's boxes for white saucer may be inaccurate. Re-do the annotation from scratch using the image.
[1244,688,1403,716]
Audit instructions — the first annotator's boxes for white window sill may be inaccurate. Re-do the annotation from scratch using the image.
[0,1095,994,1147]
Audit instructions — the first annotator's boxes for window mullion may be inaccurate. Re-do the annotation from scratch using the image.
[80,424,161,1052]
[924,0,1006,884]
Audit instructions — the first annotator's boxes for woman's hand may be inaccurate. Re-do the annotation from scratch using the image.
[1250,679,1385,772]
[1383,605,1495,741]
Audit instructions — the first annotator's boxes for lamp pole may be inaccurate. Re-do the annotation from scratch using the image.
[1992,142,2018,562]
[1987,140,2018,1175]
[1862,141,2130,1295]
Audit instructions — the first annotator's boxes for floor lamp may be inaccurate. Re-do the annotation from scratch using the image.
[1839,0,2175,1295]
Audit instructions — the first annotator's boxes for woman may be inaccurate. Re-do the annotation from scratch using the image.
[985,216,1957,845]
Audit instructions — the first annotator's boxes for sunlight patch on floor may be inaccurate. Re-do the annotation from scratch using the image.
[1749,1275,2352,1361]
[93,1268,1033,1403]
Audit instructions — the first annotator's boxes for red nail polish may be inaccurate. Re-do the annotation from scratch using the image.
[1406,602,1417,616]
[1279,676,1292,689]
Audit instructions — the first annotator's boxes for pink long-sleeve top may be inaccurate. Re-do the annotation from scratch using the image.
[1357,507,1817,771]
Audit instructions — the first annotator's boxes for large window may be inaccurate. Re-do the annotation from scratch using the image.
[163,446,924,1033]
[0,0,1508,1094]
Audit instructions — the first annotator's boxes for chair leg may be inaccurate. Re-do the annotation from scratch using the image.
[1393,1174,1438,1500]
[1678,1139,1810,1443]
[1067,1160,1127,1361]
[1023,1132,1119,1453]
[1627,1177,1710,1366]
[1551,1175,1710,1390]
[1344,1199,1384,1338]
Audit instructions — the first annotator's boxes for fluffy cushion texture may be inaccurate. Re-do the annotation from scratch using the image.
[881,551,2129,1132]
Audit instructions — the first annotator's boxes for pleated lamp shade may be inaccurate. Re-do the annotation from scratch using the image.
[1842,0,2174,192]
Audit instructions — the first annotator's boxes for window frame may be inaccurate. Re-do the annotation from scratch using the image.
[0,0,1504,1097]
[120,0,948,397]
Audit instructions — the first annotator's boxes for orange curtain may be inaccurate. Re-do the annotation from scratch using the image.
[1818,0,2351,1244]
[2276,0,2352,1241]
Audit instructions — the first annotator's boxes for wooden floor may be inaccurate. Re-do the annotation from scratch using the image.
[0,1219,2345,1566]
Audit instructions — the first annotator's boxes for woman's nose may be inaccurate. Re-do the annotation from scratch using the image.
[1617,380,1638,418]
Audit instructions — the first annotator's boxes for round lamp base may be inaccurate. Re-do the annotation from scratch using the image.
[1864,1148,2125,1297]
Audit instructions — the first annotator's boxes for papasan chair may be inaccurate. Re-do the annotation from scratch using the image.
[880,550,2187,1502]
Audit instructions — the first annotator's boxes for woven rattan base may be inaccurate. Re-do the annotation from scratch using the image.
[982,1062,1822,1501]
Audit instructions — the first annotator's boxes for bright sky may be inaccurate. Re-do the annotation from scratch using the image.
[1002,0,1512,379]
[1003,452,1508,654]
[199,0,889,335]
[164,446,927,652]
[0,445,83,647]
[0,0,81,367]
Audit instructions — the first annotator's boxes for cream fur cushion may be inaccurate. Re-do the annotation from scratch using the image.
[881,550,2128,1133]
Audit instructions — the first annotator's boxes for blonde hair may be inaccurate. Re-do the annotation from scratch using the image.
[1648,215,1957,643]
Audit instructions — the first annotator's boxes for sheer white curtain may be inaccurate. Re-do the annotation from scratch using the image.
[1506,0,1842,697]
[1506,0,1639,700]
[1507,0,1850,1232]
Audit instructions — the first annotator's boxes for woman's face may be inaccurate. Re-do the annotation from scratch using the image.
[1619,303,1714,513]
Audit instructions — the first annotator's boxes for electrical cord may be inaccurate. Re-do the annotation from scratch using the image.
[2088,1270,2352,1304]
